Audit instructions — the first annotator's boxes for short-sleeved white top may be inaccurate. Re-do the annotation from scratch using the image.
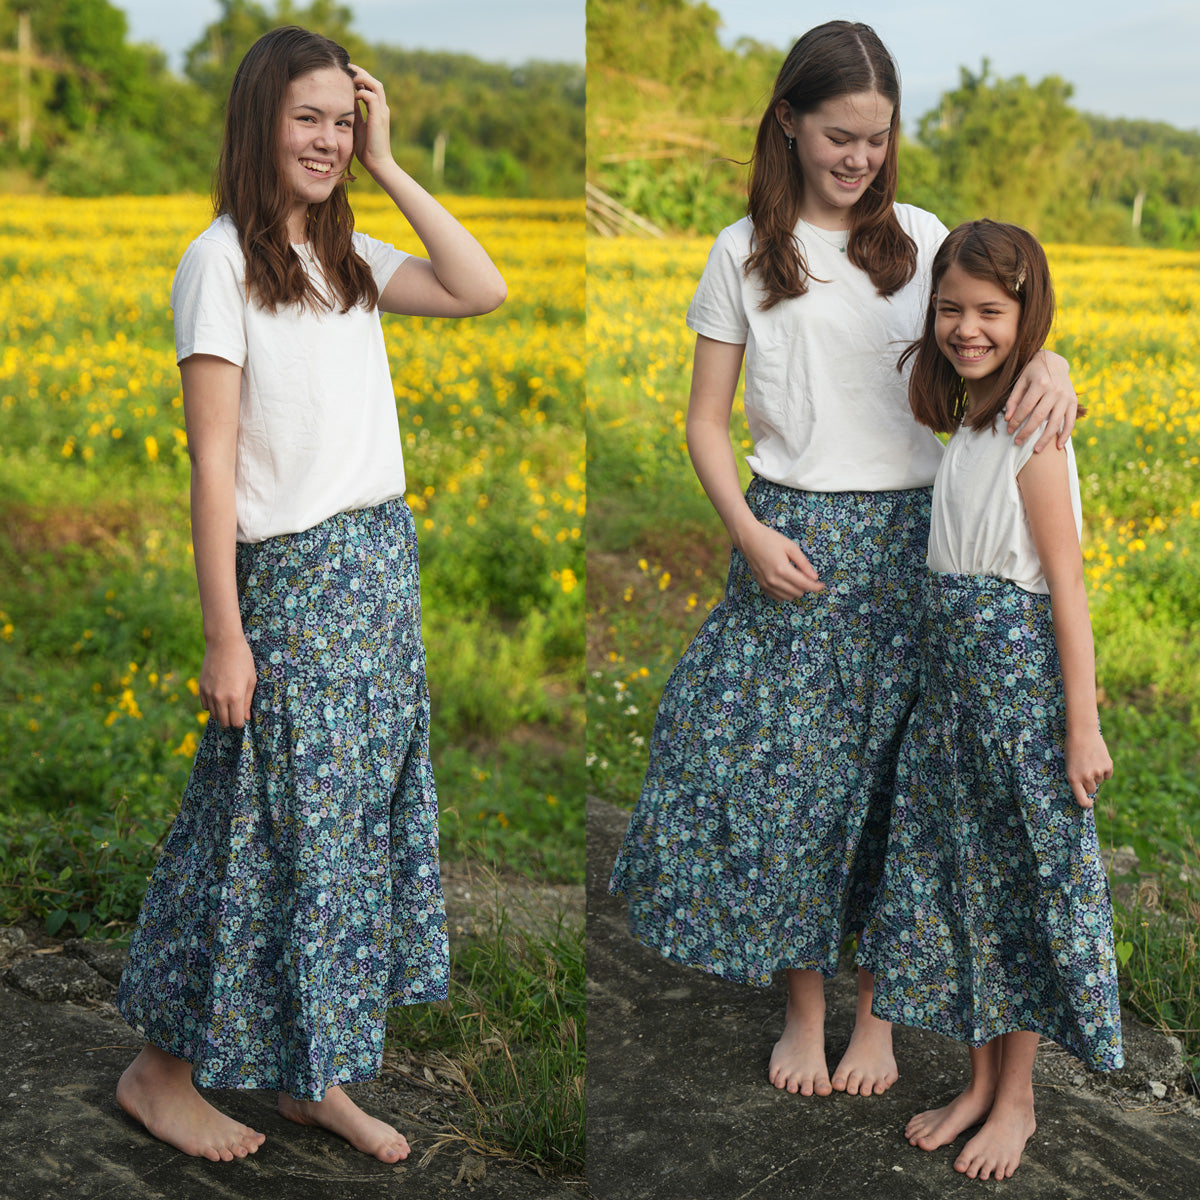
[686,203,948,492]
[171,214,410,543]
[927,416,1082,594]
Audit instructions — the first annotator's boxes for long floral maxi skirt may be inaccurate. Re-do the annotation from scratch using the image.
[609,479,933,986]
[116,497,449,1098]
[858,572,1123,1070]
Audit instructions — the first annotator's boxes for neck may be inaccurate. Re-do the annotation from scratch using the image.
[961,379,997,422]
[287,204,308,243]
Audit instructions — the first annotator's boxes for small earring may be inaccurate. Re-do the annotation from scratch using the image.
[785,134,795,151]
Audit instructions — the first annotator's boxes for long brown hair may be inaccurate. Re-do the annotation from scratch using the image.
[745,21,914,308]
[902,220,1056,434]
[215,26,378,314]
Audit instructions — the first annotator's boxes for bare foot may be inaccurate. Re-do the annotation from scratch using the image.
[768,1014,832,1096]
[278,1085,410,1162]
[905,1083,995,1150]
[117,1045,265,1162]
[831,1010,898,1096]
[954,1096,1036,1180]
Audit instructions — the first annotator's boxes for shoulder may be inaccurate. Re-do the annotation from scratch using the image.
[176,216,243,279]
[697,217,755,280]
[711,217,754,256]
[172,217,245,311]
[892,203,949,252]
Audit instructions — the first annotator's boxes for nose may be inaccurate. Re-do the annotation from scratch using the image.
[843,142,869,170]
[956,312,981,338]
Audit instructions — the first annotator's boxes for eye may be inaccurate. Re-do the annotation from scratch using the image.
[828,138,848,147]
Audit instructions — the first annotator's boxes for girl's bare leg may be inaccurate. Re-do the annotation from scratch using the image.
[278,1085,410,1162]
[954,1031,1038,1180]
[831,968,899,1095]
[906,1040,1000,1150]
[768,968,832,1095]
[116,1043,265,1161]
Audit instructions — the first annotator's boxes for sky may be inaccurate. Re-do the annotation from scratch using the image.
[709,1,1200,133]
[114,0,585,68]
[114,1,1197,133]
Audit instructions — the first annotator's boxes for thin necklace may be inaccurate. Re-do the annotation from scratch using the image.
[799,219,848,253]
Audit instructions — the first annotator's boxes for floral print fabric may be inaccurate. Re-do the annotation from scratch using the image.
[859,572,1123,1070]
[117,497,449,1099]
[610,479,932,986]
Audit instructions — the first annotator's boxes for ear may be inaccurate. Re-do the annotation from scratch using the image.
[775,100,795,137]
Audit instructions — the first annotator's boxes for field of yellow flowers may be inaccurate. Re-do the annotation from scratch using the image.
[0,194,585,931]
[587,236,1200,868]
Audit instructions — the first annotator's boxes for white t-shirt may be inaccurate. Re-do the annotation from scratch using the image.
[171,214,410,543]
[927,416,1082,595]
[686,204,948,492]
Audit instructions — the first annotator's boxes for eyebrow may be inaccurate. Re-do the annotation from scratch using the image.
[292,103,357,118]
[826,125,891,138]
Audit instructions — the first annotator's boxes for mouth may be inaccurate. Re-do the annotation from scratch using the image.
[300,159,335,176]
[832,170,864,188]
[953,344,992,362]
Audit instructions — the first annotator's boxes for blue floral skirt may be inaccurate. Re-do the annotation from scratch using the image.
[116,497,449,1099]
[858,572,1123,1070]
[609,479,933,986]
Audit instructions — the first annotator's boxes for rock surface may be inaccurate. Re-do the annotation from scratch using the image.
[588,795,1200,1200]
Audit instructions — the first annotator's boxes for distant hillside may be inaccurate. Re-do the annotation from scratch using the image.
[0,0,583,198]
[587,0,1200,247]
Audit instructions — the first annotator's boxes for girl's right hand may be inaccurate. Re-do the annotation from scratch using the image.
[1065,727,1113,809]
[198,634,257,729]
[736,520,824,600]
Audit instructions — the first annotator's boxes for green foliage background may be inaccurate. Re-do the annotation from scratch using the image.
[587,0,1200,247]
[2,0,584,199]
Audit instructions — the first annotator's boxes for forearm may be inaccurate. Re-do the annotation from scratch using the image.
[1048,576,1100,733]
[190,462,243,645]
[686,411,758,549]
[369,159,506,309]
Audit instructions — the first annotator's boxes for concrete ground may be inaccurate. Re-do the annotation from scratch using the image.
[0,870,584,1200]
[588,797,1200,1200]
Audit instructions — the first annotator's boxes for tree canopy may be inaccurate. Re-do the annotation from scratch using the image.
[1,0,584,198]
[587,0,1200,247]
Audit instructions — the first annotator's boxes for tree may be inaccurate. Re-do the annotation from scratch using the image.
[183,0,365,104]
[916,62,1088,235]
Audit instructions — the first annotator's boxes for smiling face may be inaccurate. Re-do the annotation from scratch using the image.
[779,90,893,230]
[277,66,357,240]
[934,263,1022,411]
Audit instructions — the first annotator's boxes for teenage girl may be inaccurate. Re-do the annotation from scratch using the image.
[858,220,1122,1181]
[115,27,505,1162]
[609,20,1078,1099]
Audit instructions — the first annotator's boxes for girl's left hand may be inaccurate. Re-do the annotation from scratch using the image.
[1065,727,1113,809]
[1005,350,1078,453]
[350,64,394,175]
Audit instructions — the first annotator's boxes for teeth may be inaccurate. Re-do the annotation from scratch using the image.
[957,346,990,359]
[301,160,332,174]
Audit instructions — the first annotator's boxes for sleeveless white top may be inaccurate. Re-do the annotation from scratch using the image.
[927,416,1082,594]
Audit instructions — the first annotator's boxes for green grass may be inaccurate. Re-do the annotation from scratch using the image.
[387,890,584,1174]
[1112,836,1200,1083]
[0,451,584,928]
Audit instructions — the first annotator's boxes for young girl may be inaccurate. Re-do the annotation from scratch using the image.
[114,27,505,1163]
[859,220,1122,1180]
[608,20,1078,1100]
